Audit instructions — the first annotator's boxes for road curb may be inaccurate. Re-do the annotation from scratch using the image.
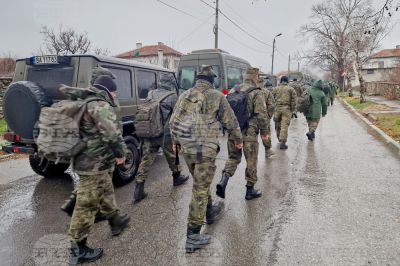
[338,97,400,157]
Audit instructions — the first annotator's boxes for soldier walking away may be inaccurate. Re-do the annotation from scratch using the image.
[328,80,338,106]
[290,78,304,98]
[217,67,269,201]
[66,76,130,264]
[170,65,243,253]
[133,73,189,203]
[61,66,117,219]
[272,76,297,150]
[261,78,275,157]
[306,80,328,141]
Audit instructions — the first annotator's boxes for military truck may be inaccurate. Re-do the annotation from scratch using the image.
[2,55,180,186]
[177,49,251,95]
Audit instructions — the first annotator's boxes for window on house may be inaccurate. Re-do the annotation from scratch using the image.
[137,70,157,99]
[367,69,375,74]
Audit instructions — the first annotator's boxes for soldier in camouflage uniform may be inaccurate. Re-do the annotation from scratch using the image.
[133,73,188,203]
[65,76,130,264]
[261,78,275,157]
[272,76,297,150]
[328,81,338,106]
[170,65,243,253]
[290,78,305,98]
[217,67,269,201]
[61,66,118,218]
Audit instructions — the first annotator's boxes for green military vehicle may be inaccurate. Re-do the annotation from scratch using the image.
[2,55,180,186]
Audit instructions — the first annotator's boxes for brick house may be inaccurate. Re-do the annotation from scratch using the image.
[115,42,182,71]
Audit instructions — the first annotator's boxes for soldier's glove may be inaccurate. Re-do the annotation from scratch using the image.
[291,113,298,119]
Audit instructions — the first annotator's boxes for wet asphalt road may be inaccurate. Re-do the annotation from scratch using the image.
[0,102,400,266]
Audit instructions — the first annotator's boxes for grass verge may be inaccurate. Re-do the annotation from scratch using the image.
[341,96,400,144]
[375,114,400,143]
[0,118,7,135]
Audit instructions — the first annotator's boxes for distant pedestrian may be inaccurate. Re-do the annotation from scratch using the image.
[306,80,328,141]
[328,81,338,106]
[272,76,297,149]
[261,77,275,157]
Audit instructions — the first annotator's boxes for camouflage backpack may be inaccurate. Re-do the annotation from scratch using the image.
[134,92,175,138]
[297,87,311,114]
[170,88,213,145]
[35,97,104,163]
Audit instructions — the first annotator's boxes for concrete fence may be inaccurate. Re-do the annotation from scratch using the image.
[0,77,12,118]
[366,82,400,100]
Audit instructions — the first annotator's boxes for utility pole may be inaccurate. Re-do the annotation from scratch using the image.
[297,61,300,72]
[271,33,282,75]
[214,0,219,48]
[288,54,291,73]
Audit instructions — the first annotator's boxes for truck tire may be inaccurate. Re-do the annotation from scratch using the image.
[29,154,70,178]
[113,136,141,186]
[3,81,52,139]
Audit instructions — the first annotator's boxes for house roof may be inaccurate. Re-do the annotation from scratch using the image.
[115,43,183,59]
[371,48,400,59]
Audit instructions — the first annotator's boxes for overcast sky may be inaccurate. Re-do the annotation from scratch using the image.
[0,0,399,74]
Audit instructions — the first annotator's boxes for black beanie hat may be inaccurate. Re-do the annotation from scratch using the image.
[280,76,289,84]
[93,75,117,92]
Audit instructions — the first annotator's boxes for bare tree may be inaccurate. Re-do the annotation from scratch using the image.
[301,0,390,101]
[348,9,390,103]
[0,53,16,76]
[40,25,110,56]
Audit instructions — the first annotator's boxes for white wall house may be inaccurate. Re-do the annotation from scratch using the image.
[352,46,400,86]
[115,42,182,71]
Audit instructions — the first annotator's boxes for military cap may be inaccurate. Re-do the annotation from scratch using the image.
[197,65,217,77]
[91,65,116,85]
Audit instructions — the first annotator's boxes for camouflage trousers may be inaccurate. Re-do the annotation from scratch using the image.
[183,152,217,229]
[274,110,292,143]
[135,136,181,183]
[69,171,119,243]
[223,137,259,185]
[262,134,272,149]
[307,119,320,133]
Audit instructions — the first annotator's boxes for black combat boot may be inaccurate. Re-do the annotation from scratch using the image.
[216,174,230,199]
[172,172,189,187]
[311,131,316,140]
[245,185,262,200]
[61,194,76,216]
[70,238,103,264]
[185,226,212,253]
[279,142,288,150]
[306,132,313,141]
[206,201,223,224]
[133,182,147,203]
[108,213,130,236]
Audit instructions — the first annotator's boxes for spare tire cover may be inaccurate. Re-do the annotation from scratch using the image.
[3,81,52,139]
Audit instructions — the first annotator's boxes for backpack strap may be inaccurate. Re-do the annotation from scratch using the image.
[245,87,261,94]
[155,92,176,104]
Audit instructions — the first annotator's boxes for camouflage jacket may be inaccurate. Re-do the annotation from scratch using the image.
[262,88,275,120]
[170,79,242,157]
[60,86,127,174]
[236,80,269,138]
[272,84,297,112]
[290,81,305,97]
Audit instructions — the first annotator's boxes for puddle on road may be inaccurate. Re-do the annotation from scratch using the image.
[0,175,38,235]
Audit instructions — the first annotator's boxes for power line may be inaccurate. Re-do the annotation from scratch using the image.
[156,0,206,22]
[156,0,269,55]
[178,14,215,44]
